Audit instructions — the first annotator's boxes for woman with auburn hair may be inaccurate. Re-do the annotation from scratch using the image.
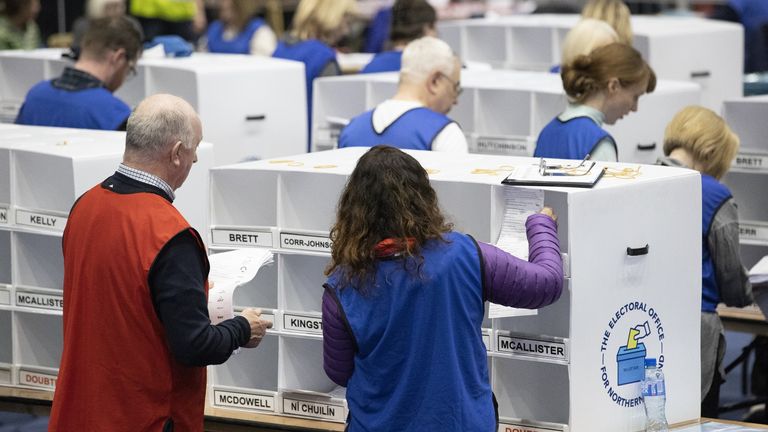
[581,0,633,45]
[205,0,276,56]
[321,146,564,431]
[534,42,656,162]
[658,106,752,417]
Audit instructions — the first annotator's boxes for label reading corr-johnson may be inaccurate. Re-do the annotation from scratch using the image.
[279,232,332,252]
[0,206,7,224]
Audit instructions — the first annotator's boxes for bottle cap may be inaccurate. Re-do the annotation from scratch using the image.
[645,358,657,367]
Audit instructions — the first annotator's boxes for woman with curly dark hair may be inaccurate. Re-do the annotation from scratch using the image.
[321,145,564,431]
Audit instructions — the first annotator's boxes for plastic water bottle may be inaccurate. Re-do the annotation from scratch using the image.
[643,358,669,432]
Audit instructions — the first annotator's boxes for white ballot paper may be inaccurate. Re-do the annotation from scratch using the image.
[489,187,544,319]
[207,248,274,325]
[749,255,768,285]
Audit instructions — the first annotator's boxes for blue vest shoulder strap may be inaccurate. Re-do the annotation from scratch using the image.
[534,116,615,160]
[206,18,264,54]
[361,51,402,74]
[700,174,733,312]
[338,107,452,150]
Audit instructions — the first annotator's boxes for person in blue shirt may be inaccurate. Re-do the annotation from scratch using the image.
[204,0,277,56]
[361,0,436,74]
[534,42,655,162]
[15,16,142,131]
[710,0,768,73]
[339,36,468,152]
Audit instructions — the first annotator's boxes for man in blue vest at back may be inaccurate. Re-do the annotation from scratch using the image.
[338,36,468,152]
[16,16,143,131]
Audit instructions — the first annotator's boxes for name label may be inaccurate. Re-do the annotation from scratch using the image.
[476,136,531,156]
[211,229,273,248]
[283,313,322,334]
[733,154,767,171]
[0,206,7,224]
[19,369,57,390]
[16,209,66,231]
[280,232,332,253]
[282,397,345,422]
[496,334,568,362]
[0,368,10,385]
[482,330,492,352]
[213,389,275,413]
[0,287,9,305]
[498,422,563,432]
[16,292,63,310]
[739,222,768,242]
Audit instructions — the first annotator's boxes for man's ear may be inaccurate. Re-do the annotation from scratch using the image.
[109,47,127,66]
[170,141,183,167]
[426,71,441,95]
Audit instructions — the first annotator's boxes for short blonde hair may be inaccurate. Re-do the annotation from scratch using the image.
[663,106,739,179]
[291,0,355,44]
[400,36,456,82]
[582,0,633,45]
[561,19,619,66]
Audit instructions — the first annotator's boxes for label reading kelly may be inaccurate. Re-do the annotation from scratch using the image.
[280,232,332,253]
[0,206,7,224]
[476,136,530,156]
[19,369,57,390]
[739,222,768,242]
[0,287,10,305]
[211,229,273,248]
[482,330,492,352]
[282,397,345,422]
[733,153,767,170]
[16,209,66,231]
[283,313,322,334]
[498,422,563,432]
[16,291,63,310]
[213,389,275,412]
[496,334,568,362]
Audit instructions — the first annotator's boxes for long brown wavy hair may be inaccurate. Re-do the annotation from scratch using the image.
[325,146,453,289]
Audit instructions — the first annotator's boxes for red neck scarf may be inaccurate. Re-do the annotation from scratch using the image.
[373,238,416,258]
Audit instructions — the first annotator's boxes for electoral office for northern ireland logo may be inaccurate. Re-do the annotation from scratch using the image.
[599,300,666,408]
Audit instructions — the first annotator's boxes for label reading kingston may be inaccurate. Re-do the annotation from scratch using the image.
[280,232,332,252]
[16,209,66,231]
[282,397,345,422]
[733,154,767,170]
[213,389,275,412]
[739,223,768,242]
[498,422,563,432]
[16,291,63,310]
[496,334,568,362]
[0,206,7,224]
[476,136,530,156]
[19,369,57,390]
[211,229,273,248]
[283,313,322,333]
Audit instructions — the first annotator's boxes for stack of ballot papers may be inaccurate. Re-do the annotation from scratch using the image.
[207,248,274,325]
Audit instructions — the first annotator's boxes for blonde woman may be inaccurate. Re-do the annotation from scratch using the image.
[581,0,633,45]
[658,106,752,418]
[550,18,619,73]
[205,0,276,56]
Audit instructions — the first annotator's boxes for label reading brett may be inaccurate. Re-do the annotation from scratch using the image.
[733,154,767,170]
[280,232,332,253]
[498,422,563,432]
[282,397,345,422]
[16,209,66,231]
[496,334,568,362]
[211,229,272,248]
[283,313,322,333]
[19,369,57,390]
[476,136,530,156]
[16,291,63,310]
[739,223,768,242]
[0,206,7,224]
[213,389,275,412]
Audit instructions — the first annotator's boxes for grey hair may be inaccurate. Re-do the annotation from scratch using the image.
[400,36,457,83]
[125,97,197,158]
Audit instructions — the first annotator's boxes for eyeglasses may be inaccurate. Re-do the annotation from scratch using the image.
[538,153,595,176]
[438,72,463,96]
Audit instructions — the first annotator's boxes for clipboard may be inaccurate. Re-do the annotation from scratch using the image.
[501,161,606,188]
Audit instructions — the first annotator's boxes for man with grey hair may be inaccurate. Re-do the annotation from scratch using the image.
[338,36,467,152]
[49,94,272,432]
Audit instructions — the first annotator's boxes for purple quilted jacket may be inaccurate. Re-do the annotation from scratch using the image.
[322,213,563,386]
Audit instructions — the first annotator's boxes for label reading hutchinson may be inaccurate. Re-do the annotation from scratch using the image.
[19,370,57,390]
[599,301,665,408]
[16,291,63,310]
[16,209,66,231]
[496,334,567,362]
[211,229,272,247]
[282,397,345,422]
[280,232,332,252]
[476,136,530,155]
[213,389,275,412]
[283,313,322,333]
[0,206,7,224]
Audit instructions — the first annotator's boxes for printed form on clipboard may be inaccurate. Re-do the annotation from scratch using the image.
[501,157,605,188]
[488,187,545,319]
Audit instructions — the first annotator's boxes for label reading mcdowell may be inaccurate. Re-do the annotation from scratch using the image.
[498,422,563,432]
[496,334,568,362]
[211,229,273,247]
[282,397,345,421]
[0,206,7,224]
[283,313,322,333]
[740,223,768,242]
[280,232,332,252]
[16,292,63,310]
[213,389,275,412]
[16,209,66,231]
[19,370,57,390]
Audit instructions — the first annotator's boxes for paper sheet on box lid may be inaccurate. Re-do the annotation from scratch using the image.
[489,187,544,319]
[207,248,274,325]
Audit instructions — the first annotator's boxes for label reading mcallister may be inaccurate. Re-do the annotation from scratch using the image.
[740,222,768,242]
[282,397,345,422]
[476,136,531,156]
[733,154,767,171]
[498,422,563,432]
[280,232,332,252]
[283,313,322,334]
[496,334,568,362]
[0,206,7,224]
[16,209,66,231]
[213,389,275,412]
[211,229,272,247]
[19,369,57,390]
[16,291,63,310]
